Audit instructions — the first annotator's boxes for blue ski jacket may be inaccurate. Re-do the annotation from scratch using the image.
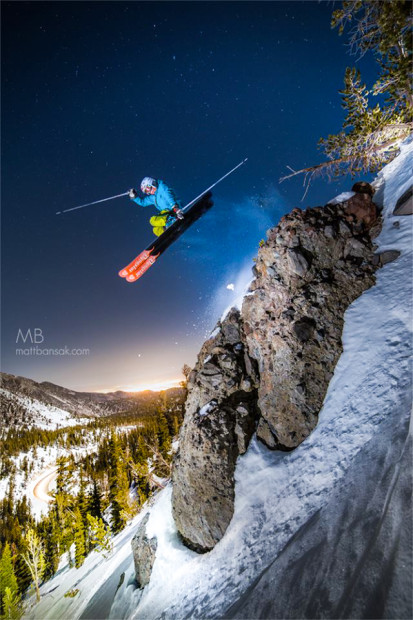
[131,180,182,213]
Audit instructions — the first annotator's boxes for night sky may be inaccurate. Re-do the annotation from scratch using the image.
[1,1,378,392]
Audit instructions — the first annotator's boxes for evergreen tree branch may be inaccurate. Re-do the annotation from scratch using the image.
[280,123,412,187]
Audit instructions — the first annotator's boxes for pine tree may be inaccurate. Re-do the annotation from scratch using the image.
[40,517,60,579]
[172,416,180,439]
[157,413,171,459]
[21,529,45,603]
[2,587,22,620]
[181,364,192,391]
[138,434,150,462]
[86,515,113,558]
[14,496,31,529]
[52,495,73,566]
[331,0,412,110]
[159,391,168,415]
[52,457,76,563]
[107,433,132,533]
[73,508,86,569]
[281,0,412,189]
[130,460,150,506]
[87,480,103,521]
[317,66,406,176]
[54,457,73,501]
[77,474,88,523]
[12,551,31,598]
[0,544,19,615]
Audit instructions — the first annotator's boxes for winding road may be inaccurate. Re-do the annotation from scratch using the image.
[32,466,59,503]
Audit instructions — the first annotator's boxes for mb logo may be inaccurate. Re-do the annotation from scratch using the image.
[16,328,44,344]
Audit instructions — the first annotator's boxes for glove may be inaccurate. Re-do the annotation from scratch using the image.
[129,188,138,199]
[173,206,184,220]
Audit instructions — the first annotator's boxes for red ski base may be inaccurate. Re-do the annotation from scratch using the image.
[125,254,159,282]
[118,248,155,278]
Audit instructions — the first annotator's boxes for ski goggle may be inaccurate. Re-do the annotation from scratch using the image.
[141,177,158,194]
[144,185,157,195]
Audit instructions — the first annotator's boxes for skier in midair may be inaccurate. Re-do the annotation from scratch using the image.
[129,177,184,236]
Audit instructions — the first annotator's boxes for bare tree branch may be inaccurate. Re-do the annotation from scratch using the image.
[280,125,412,189]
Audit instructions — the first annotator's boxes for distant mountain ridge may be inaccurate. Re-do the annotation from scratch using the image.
[0,372,184,429]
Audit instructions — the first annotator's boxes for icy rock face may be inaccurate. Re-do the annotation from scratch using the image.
[131,514,157,588]
[243,202,380,449]
[171,309,259,552]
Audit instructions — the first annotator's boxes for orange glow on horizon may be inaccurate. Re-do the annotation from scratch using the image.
[97,377,183,394]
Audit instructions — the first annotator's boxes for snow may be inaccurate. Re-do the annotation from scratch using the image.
[46,393,69,404]
[30,141,412,619]
[198,400,217,417]
[207,327,220,341]
[219,265,254,323]
[0,388,90,430]
[25,444,99,519]
[0,438,101,520]
[26,508,150,620]
[328,190,355,204]
[0,444,69,510]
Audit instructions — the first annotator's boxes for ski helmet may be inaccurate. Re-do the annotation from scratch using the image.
[140,177,158,194]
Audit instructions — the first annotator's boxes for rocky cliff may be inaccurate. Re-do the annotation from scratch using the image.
[170,186,383,553]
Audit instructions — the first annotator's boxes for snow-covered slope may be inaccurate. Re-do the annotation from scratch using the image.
[28,141,412,620]
[0,387,91,430]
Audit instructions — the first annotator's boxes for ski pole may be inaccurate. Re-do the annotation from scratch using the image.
[56,157,248,215]
[182,158,248,212]
[56,191,130,215]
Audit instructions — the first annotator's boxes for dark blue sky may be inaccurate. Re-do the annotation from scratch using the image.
[1,1,378,391]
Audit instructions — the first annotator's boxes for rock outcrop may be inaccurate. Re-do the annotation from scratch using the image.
[172,191,381,551]
[131,515,157,588]
[342,181,378,226]
[243,201,379,449]
[172,309,259,552]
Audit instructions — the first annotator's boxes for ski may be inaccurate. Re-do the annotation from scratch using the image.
[125,254,159,282]
[118,249,153,278]
[119,192,213,283]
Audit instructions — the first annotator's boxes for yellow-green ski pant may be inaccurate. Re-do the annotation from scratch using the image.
[149,210,169,237]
